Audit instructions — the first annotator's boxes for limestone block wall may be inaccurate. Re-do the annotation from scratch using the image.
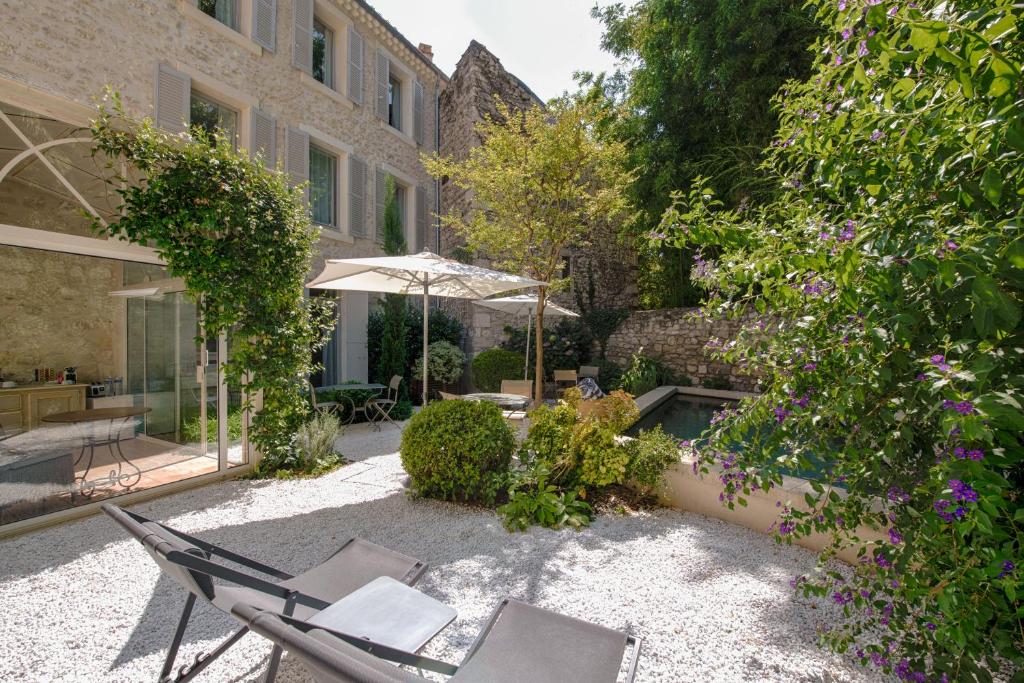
[604,308,760,392]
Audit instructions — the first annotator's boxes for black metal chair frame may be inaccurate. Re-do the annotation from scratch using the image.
[104,505,426,683]
[238,597,642,682]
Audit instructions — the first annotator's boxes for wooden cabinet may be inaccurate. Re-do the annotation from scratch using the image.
[0,385,86,431]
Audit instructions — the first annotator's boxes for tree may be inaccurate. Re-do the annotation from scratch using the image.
[375,177,407,401]
[586,0,820,307]
[664,1,1022,679]
[424,98,634,404]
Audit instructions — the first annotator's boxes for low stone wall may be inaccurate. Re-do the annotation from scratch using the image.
[604,307,759,392]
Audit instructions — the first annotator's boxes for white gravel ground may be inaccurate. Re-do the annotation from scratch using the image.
[0,421,892,682]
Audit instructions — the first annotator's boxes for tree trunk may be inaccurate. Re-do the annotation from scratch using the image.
[534,287,546,405]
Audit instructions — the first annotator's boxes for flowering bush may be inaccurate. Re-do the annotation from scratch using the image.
[660,1,1022,680]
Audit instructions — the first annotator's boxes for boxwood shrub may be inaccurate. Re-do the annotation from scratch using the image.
[471,347,526,392]
[400,399,514,503]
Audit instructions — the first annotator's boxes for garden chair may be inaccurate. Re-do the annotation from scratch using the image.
[367,375,402,431]
[102,503,427,683]
[499,379,533,399]
[579,365,599,380]
[438,391,464,400]
[553,369,578,396]
[309,381,341,416]
[233,596,641,683]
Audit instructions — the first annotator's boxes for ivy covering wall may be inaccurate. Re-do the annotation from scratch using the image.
[91,94,334,471]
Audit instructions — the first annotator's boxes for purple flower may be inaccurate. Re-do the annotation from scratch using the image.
[949,479,978,503]
[888,5,898,16]
[838,0,847,10]
[916,373,927,381]
[858,40,869,57]
[842,28,852,40]
[966,449,984,460]
[925,621,937,631]
[887,486,910,504]
[832,590,853,605]
[888,527,903,544]
[774,405,791,423]
[790,574,805,589]
[955,401,975,415]
[941,399,956,409]
[870,129,883,141]
[874,551,892,569]
[929,354,945,365]
[998,560,1015,579]
[944,240,959,251]
[779,520,796,535]
[819,230,832,241]
[803,362,817,371]
[792,394,810,409]
[834,54,843,66]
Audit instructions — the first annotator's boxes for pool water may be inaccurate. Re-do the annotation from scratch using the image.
[628,395,729,442]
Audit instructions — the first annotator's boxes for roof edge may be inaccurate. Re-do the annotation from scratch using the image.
[353,0,450,81]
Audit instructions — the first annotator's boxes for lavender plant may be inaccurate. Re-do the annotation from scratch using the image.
[659,1,1022,680]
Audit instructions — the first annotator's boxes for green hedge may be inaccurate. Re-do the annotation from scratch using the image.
[471,348,526,392]
[400,399,514,503]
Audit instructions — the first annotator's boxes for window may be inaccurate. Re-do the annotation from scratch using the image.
[189,92,239,148]
[197,0,239,31]
[312,18,334,88]
[388,73,402,130]
[309,145,337,228]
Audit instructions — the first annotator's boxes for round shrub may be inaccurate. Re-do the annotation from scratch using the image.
[471,348,526,392]
[413,340,466,385]
[400,399,514,503]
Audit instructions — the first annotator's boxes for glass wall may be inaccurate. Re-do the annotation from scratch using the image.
[0,246,247,526]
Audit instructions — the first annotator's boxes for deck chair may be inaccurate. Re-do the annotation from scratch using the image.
[233,597,641,683]
[102,503,427,683]
[367,375,402,431]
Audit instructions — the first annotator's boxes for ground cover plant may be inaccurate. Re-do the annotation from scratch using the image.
[659,1,1023,679]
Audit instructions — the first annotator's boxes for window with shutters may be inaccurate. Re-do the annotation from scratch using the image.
[197,0,240,30]
[189,91,239,149]
[312,17,334,88]
[309,144,337,228]
[387,74,402,131]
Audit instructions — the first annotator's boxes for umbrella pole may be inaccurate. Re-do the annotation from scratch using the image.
[524,314,531,380]
[422,277,429,406]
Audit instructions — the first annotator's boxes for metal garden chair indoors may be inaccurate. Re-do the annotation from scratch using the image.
[102,503,427,683]
[367,375,402,430]
[233,597,641,683]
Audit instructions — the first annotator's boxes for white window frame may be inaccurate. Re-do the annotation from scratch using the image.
[298,124,354,243]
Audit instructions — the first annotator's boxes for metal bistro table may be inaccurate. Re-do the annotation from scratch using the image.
[318,383,387,425]
[462,392,531,411]
[41,406,151,497]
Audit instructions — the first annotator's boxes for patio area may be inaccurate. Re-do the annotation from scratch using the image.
[0,420,890,682]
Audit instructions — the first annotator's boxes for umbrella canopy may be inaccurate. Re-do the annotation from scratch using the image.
[308,251,544,405]
[474,295,580,380]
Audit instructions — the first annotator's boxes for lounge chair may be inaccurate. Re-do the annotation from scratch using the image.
[233,596,641,682]
[102,503,427,683]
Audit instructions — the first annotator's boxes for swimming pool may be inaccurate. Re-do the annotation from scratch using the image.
[628,394,733,441]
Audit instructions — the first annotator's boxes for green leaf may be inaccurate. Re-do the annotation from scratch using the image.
[981,167,1004,205]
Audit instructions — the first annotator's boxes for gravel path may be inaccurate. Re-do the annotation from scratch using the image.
[0,421,889,682]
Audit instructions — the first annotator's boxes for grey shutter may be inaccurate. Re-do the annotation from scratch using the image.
[413,79,424,146]
[252,0,276,51]
[155,63,190,134]
[346,26,364,105]
[375,49,388,120]
[292,0,313,73]
[375,168,387,243]
[348,156,367,236]
[250,108,276,168]
[415,185,428,252]
[285,127,309,205]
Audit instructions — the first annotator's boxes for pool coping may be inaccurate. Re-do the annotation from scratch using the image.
[629,386,883,564]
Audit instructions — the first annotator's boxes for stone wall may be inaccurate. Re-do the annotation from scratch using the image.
[604,308,760,392]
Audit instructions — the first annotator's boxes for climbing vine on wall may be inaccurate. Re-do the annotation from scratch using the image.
[90,92,334,471]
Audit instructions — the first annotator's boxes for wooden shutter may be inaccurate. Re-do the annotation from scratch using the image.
[375,168,387,242]
[413,79,424,146]
[285,127,309,206]
[252,0,276,51]
[348,156,367,236]
[375,48,388,120]
[346,26,364,105]
[250,109,276,168]
[415,185,428,252]
[155,63,190,134]
[292,0,313,74]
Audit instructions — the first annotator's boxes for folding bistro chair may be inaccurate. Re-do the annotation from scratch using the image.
[309,381,341,416]
[578,365,600,381]
[233,596,641,683]
[367,375,402,431]
[553,369,578,397]
[102,504,427,683]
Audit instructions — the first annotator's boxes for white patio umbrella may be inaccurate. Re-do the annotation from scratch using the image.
[474,295,580,380]
[307,250,544,405]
